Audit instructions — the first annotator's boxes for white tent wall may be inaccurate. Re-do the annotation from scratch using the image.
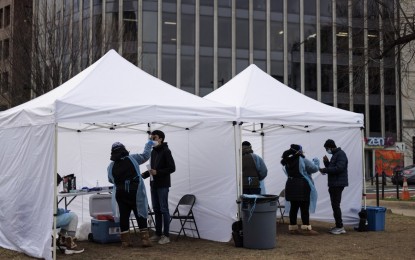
[56,122,238,243]
[0,124,55,259]
[241,125,362,224]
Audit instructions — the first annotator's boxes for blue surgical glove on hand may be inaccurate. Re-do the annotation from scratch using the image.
[146,139,154,146]
[312,157,320,168]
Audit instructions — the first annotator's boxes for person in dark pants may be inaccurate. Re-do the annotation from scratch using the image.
[107,140,153,247]
[319,139,348,235]
[281,144,320,235]
[142,130,176,245]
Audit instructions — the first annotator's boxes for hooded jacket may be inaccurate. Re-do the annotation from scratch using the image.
[322,147,349,187]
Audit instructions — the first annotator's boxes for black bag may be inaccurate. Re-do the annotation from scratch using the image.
[231,220,243,247]
[354,209,369,232]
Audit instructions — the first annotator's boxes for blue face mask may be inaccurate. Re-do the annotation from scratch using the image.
[326,148,332,154]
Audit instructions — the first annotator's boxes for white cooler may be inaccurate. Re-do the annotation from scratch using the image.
[89,194,120,243]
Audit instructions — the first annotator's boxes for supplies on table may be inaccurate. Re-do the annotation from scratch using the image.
[62,174,76,193]
[88,194,120,243]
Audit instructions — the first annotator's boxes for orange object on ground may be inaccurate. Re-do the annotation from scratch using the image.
[402,177,410,201]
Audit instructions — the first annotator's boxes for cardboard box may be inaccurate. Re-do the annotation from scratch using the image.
[89,194,120,243]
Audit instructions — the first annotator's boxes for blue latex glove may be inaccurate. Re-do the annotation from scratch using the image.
[312,157,320,168]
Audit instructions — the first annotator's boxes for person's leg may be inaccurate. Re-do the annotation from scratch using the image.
[64,212,78,237]
[134,215,152,247]
[61,213,84,254]
[116,191,132,233]
[288,201,300,234]
[151,188,162,236]
[298,200,318,235]
[157,187,170,237]
[299,200,310,225]
[289,201,300,225]
[329,186,344,228]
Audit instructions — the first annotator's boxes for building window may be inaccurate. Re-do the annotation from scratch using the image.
[4,5,10,27]
[200,55,213,96]
[385,105,396,137]
[369,105,381,134]
[218,17,231,48]
[3,39,9,60]
[1,72,8,94]
[0,8,3,28]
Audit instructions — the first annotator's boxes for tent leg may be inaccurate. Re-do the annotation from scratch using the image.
[361,127,366,209]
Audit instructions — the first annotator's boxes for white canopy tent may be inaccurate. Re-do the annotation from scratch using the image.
[0,50,239,259]
[204,64,365,224]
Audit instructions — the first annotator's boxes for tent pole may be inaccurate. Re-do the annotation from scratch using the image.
[233,121,241,219]
[361,127,367,209]
[238,122,243,201]
[53,123,58,260]
[260,123,264,159]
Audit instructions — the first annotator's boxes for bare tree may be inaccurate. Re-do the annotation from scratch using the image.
[0,0,133,109]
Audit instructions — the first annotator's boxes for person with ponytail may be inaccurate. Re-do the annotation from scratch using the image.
[281,144,320,235]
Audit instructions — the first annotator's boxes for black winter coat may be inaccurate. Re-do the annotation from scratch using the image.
[142,142,175,188]
[323,147,348,187]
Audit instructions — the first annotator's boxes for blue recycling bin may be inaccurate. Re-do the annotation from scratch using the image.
[365,206,386,231]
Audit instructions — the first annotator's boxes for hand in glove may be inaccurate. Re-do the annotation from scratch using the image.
[312,157,320,168]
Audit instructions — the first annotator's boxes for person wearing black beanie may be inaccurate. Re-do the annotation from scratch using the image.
[320,139,349,235]
[241,141,268,194]
[281,144,320,235]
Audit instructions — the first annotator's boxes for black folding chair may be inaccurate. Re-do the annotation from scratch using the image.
[277,189,286,223]
[130,206,156,235]
[169,194,200,240]
[147,205,156,228]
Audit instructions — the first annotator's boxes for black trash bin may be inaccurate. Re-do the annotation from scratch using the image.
[240,194,278,249]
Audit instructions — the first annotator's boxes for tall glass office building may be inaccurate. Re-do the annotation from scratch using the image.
[34,0,400,169]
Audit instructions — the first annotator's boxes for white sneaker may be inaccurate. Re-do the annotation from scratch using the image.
[149,234,161,242]
[329,227,346,235]
[158,235,170,245]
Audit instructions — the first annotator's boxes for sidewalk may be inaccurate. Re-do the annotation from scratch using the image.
[365,199,415,217]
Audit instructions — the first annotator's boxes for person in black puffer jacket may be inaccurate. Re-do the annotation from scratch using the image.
[319,139,348,235]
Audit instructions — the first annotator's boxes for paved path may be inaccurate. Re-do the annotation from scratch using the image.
[365,199,415,217]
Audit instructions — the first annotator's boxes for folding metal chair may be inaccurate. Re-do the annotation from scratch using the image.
[130,206,156,235]
[169,194,200,240]
[147,205,156,228]
[277,189,286,223]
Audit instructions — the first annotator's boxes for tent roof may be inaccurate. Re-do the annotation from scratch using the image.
[204,64,364,127]
[0,50,235,129]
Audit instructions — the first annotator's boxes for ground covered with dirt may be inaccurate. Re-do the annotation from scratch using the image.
[1,211,414,260]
